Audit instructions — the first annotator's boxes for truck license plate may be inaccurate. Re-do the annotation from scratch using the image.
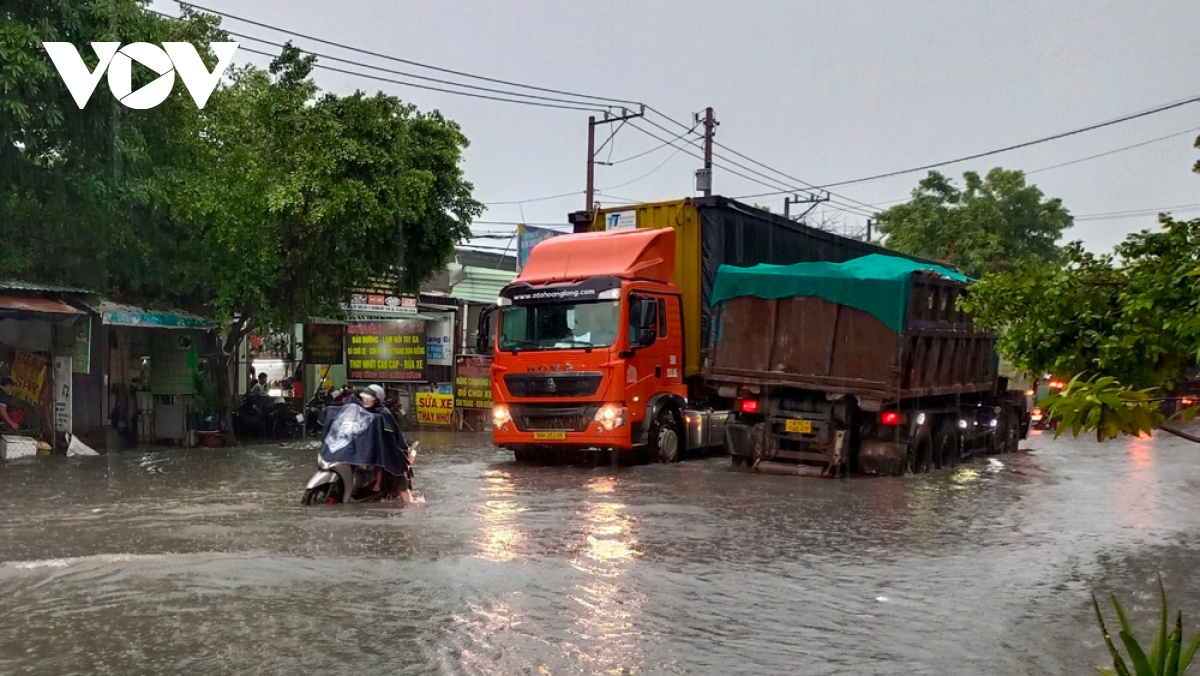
[785,419,812,434]
[534,431,567,440]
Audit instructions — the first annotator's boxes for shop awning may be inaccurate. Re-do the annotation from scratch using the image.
[95,301,211,329]
[0,295,85,322]
[451,266,517,304]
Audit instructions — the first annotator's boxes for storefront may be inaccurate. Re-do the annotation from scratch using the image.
[0,288,89,451]
[93,302,212,449]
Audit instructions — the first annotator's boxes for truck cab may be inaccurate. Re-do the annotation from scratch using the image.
[482,228,690,463]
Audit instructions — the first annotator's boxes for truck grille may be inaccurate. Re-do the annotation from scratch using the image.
[504,372,603,398]
[510,404,599,432]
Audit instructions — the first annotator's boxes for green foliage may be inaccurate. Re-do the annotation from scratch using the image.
[876,168,1072,278]
[1041,374,1166,442]
[1093,576,1200,675]
[961,218,1200,394]
[2,2,481,373]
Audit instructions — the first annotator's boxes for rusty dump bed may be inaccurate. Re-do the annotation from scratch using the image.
[707,270,998,402]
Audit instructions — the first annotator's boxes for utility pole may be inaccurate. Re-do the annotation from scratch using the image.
[783,192,830,222]
[694,107,717,196]
[585,106,646,216]
[865,218,873,243]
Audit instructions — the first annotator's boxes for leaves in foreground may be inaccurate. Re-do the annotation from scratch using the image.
[1094,575,1200,675]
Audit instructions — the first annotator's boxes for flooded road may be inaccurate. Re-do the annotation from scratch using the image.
[1,431,1198,675]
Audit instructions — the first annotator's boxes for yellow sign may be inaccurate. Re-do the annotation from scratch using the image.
[534,431,567,440]
[416,392,454,426]
[10,351,47,404]
[784,419,812,434]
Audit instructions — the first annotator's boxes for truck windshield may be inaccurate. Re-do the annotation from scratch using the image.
[499,300,621,351]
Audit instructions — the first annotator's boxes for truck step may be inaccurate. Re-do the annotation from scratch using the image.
[754,461,828,478]
[773,449,836,464]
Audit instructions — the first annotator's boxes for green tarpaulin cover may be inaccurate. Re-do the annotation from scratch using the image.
[711,253,968,333]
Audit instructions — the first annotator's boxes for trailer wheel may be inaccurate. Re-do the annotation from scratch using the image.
[651,408,681,463]
[933,422,959,470]
[907,437,932,475]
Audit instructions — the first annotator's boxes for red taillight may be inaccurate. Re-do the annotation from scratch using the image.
[881,411,900,426]
[1183,398,1196,407]
[739,399,759,414]
[1032,407,1043,415]
[1049,380,1065,391]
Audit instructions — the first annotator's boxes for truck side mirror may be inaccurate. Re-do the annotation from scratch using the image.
[475,306,494,354]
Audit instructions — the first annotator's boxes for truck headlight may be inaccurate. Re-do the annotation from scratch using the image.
[493,405,512,427]
[594,404,626,431]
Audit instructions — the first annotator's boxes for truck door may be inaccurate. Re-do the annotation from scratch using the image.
[625,294,672,415]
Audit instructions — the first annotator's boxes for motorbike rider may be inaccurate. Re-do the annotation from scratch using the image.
[359,384,415,504]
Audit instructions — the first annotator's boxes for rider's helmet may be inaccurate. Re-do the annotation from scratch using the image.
[362,384,385,403]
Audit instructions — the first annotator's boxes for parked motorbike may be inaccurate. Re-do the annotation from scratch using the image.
[304,388,334,437]
[301,441,417,505]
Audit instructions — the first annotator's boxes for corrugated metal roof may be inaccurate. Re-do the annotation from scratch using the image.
[0,295,85,318]
[0,280,95,294]
[92,301,211,329]
[452,266,517,304]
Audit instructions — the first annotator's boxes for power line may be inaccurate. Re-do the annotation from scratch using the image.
[232,45,606,112]
[602,124,698,166]
[1027,126,1200,175]
[1074,203,1200,222]
[209,27,619,110]
[628,121,875,218]
[176,1,643,107]
[731,93,1200,200]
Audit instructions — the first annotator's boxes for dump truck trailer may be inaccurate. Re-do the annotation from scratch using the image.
[709,254,1028,476]
[480,196,1027,473]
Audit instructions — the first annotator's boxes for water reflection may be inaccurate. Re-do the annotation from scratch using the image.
[566,476,646,673]
[477,468,525,562]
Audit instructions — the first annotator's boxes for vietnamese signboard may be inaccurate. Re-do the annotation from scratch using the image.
[416,392,454,425]
[303,323,344,365]
[343,293,418,316]
[426,312,454,367]
[346,320,427,381]
[53,356,71,433]
[10,351,47,404]
[454,355,493,410]
[71,318,90,374]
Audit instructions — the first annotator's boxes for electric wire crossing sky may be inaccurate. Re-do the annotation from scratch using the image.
[42,42,240,109]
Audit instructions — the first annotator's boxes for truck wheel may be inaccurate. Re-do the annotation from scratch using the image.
[651,408,681,463]
[933,422,959,470]
[908,437,932,475]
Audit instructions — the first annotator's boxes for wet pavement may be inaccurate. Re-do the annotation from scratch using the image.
[1,430,1198,675]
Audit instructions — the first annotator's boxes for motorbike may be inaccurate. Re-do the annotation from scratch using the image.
[301,441,418,505]
[303,388,334,437]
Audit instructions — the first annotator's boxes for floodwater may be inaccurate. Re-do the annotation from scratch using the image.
[1,430,1198,675]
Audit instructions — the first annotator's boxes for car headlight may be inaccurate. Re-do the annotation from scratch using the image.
[594,404,626,431]
[493,405,512,426]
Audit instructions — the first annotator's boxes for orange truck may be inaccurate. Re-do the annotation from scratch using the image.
[479,197,1027,474]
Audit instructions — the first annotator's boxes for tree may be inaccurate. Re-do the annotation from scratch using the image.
[961,216,1200,440]
[170,41,481,409]
[2,3,483,429]
[876,168,1072,277]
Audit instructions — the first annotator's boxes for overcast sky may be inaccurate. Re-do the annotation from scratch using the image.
[152,0,1200,254]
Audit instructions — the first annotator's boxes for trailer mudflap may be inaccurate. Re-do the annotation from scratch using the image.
[857,440,908,476]
[725,421,774,460]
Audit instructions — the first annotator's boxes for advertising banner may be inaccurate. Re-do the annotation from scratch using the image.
[426,312,454,367]
[454,355,493,410]
[303,323,345,365]
[10,351,47,404]
[346,319,427,381]
[518,224,564,269]
[415,392,454,425]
